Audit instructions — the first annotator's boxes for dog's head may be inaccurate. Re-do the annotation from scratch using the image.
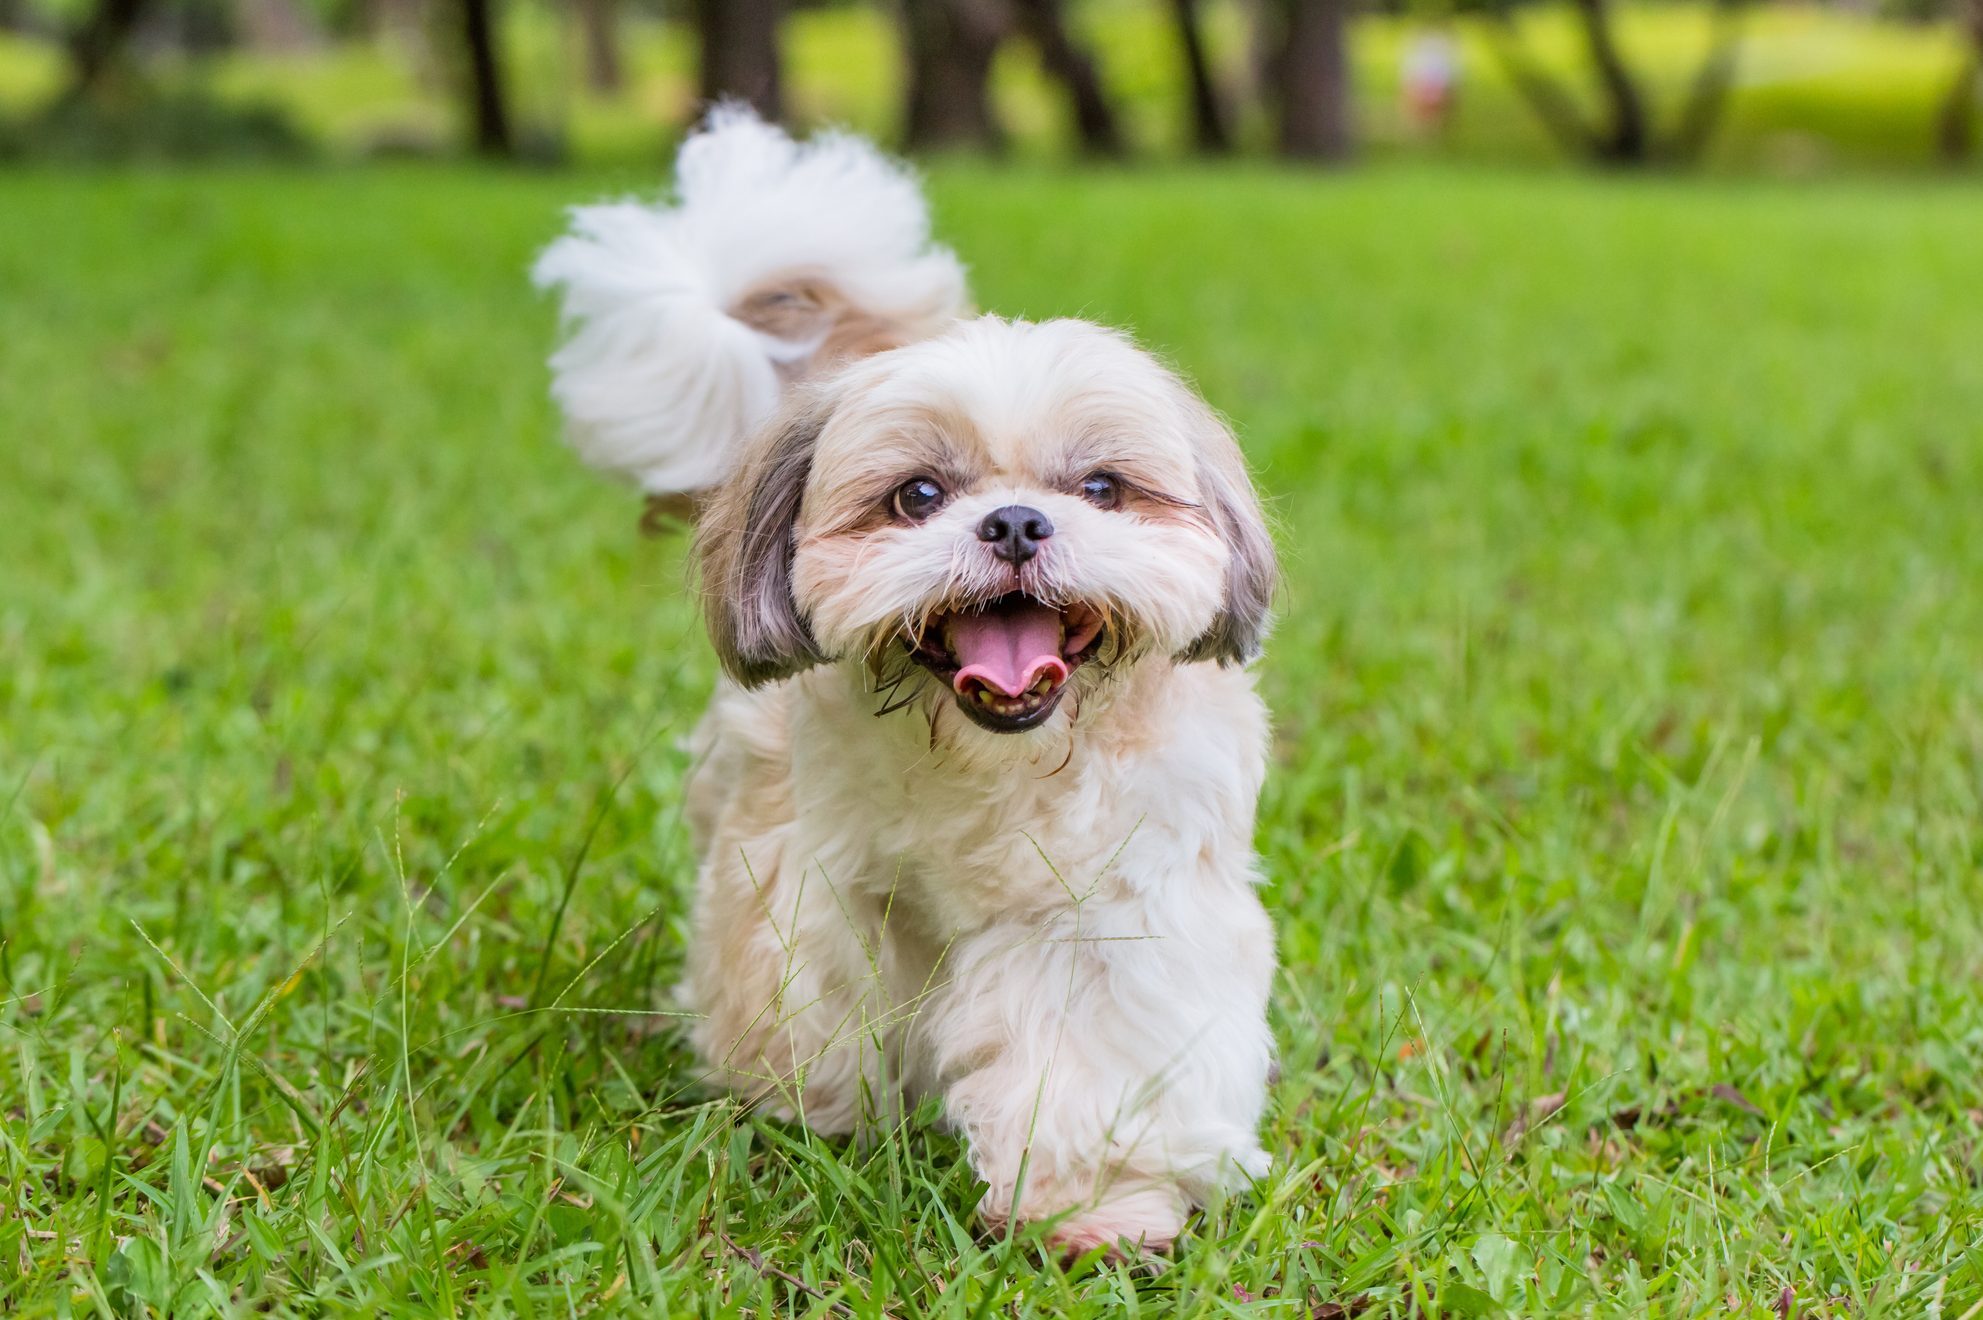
[698,317,1275,735]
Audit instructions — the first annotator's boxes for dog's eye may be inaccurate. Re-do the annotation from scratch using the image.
[893,477,947,522]
[1078,473,1122,510]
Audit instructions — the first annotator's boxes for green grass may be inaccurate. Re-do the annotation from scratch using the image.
[3,161,1983,1315]
[0,1,1974,169]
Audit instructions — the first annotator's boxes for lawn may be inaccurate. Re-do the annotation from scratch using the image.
[2,162,1982,1315]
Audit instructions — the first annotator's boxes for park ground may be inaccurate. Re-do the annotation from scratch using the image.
[2,161,1983,1313]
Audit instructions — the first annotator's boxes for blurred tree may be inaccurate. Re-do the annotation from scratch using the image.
[1171,0,1233,151]
[1266,0,1355,160]
[1941,0,1983,158]
[1666,0,1750,161]
[455,0,513,156]
[374,0,442,92]
[903,0,1006,150]
[575,0,622,94]
[1570,0,1646,158]
[1481,0,1752,165]
[901,0,1124,155]
[697,0,781,118]
[314,0,379,40]
[63,0,154,100]
[1013,0,1123,154]
[238,0,321,52]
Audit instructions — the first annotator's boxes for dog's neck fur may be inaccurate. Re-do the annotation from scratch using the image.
[780,654,1264,931]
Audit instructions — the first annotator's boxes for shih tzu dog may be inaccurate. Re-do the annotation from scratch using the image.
[533,108,1277,1253]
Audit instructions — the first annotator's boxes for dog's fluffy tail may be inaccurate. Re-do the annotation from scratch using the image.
[531,106,968,496]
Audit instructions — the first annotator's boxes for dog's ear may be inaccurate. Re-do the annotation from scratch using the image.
[1176,397,1277,666]
[697,387,834,686]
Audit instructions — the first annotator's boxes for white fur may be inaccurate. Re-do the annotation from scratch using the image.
[539,112,1277,1254]
[532,106,968,493]
[685,658,1275,1252]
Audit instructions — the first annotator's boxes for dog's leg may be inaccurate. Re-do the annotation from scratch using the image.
[923,888,1276,1253]
[682,827,899,1134]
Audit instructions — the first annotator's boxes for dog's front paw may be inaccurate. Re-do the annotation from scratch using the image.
[984,1182,1188,1257]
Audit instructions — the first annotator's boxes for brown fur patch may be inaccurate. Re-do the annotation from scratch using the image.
[730,275,920,386]
[639,492,699,536]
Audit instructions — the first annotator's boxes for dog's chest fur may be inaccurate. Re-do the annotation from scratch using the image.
[690,658,1268,939]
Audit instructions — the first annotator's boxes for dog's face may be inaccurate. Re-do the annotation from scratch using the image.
[699,317,1274,735]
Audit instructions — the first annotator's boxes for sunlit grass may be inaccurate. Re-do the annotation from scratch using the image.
[2,161,1981,1313]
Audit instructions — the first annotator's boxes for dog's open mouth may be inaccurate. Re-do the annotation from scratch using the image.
[908,593,1107,732]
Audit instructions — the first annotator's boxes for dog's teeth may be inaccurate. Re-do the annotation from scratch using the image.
[976,689,994,706]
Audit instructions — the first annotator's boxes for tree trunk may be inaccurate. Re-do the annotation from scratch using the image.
[1939,0,1983,161]
[378,0,441,93]
[1275,0,1354,162]
[457,0,513,158]
[1479,10,1597,159]
[574,0,622,94]
[902,0,1008,152]
[1245,0,1276,107]
[1570,0,1648,163]
[65,0,151,99]
[1171,0,1231,152]
[696,0,781,120]
[239,0,322,54]
[1666,0,1751,164]
[1011,0,1124,156]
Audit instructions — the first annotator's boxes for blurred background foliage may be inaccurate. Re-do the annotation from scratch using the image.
[0,0,1977,172]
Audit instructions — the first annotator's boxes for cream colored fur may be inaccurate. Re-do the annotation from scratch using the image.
[539,111,1277,1253]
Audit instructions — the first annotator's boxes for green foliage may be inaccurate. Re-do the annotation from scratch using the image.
[0,84,314,161]
[2,163,1982,1314]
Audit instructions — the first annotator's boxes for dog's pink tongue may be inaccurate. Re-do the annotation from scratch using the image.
[950,602,1068,698]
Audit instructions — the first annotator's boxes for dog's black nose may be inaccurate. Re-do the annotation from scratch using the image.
[978,505,1054,565]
